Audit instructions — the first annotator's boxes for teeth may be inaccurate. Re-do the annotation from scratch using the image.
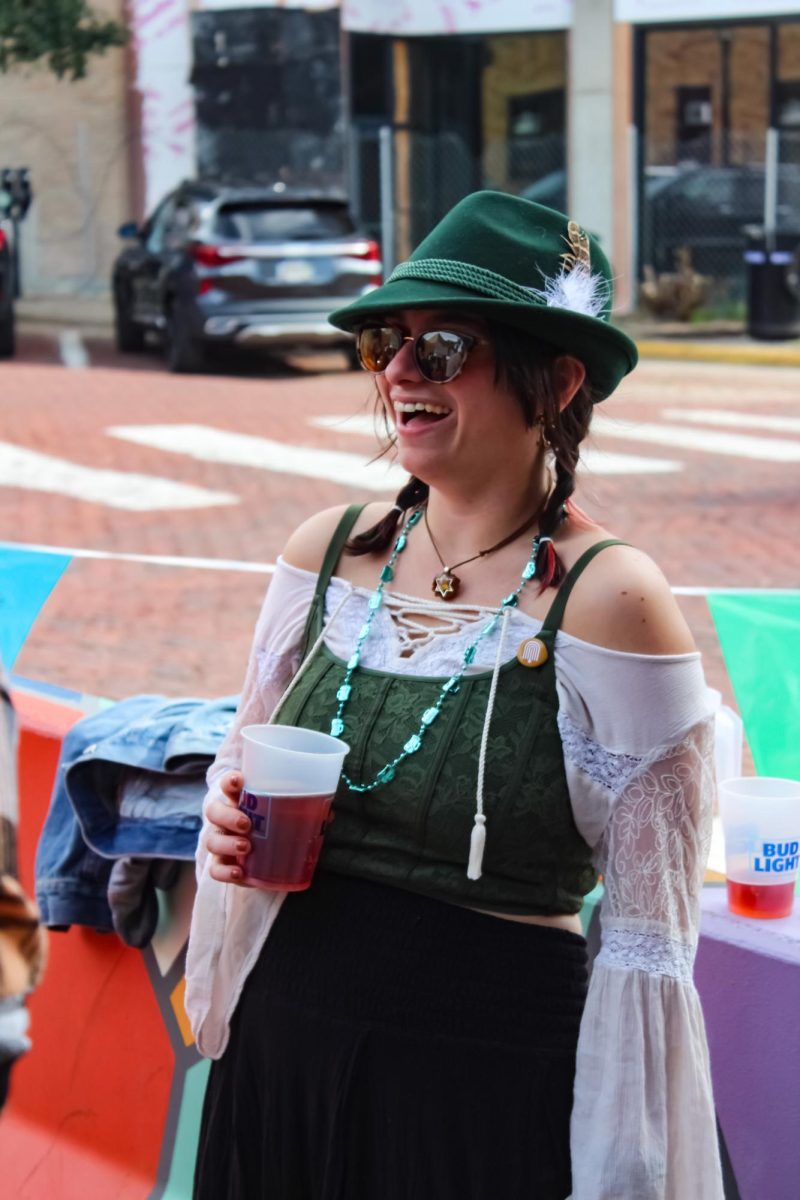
[394,401,449,416]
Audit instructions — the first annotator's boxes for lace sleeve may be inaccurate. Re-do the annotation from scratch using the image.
[195,562,314,881]
[186,562,315,1057]
[567,716,725,1199]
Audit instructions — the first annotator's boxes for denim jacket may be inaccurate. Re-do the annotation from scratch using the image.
[35,694,237,933]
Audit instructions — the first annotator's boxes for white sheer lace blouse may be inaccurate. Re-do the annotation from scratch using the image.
[185,557,724,1200]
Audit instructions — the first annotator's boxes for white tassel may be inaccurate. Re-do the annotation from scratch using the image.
[467,606,509,882]
[527,264,610,319]
[467,813,487,881]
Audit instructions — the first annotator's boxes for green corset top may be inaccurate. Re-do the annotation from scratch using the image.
[275,506,621,916]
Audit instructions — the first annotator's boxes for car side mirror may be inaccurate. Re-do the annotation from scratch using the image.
[117,221,141,240]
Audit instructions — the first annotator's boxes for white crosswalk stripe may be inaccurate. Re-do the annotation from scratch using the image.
[108,424,406,491]
[593,415,800,462]
[306,415,683,474]
[662,408,800,435]
[0,441,238,511]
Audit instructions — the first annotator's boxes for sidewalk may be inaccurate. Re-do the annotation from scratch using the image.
[14,293,800,367]
[618,316,800,368]
[16,294,113,334]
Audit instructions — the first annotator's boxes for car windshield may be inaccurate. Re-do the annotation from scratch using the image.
[213,204,355,242]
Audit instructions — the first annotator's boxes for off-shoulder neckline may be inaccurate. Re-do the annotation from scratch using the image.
[276,556,702,664]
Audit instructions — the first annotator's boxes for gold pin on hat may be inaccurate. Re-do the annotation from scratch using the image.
[516,637,549,668]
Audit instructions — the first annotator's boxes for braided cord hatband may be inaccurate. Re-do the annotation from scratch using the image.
[387,258,546,307]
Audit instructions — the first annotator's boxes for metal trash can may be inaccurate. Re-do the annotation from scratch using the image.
[744,227,800,341]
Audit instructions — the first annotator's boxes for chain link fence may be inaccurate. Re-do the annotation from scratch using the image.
[349,126,566,271]
[8,99,798,319]
[640,129,800,309]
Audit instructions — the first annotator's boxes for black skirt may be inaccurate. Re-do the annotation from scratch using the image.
[194,871,588,1200]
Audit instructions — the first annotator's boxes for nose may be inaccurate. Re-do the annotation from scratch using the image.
[382,336,421,385]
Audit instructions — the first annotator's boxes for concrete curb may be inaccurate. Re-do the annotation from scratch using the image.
[636,339,800,367]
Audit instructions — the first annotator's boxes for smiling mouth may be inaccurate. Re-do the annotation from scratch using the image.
[393,401,451,427]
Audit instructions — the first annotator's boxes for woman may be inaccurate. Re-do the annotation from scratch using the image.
[186,192,724,1199]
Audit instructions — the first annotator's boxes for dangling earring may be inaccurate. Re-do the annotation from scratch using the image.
[542,425,559,456]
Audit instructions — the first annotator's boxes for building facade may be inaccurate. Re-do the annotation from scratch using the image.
[2,0,798,306]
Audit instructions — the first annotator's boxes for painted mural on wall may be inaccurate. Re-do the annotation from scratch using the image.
[131,0,196,213]
[342,0,572,36]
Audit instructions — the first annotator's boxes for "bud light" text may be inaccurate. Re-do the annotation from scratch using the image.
[754,841,799,873]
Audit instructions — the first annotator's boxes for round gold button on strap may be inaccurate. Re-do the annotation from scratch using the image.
[516,636,549,668]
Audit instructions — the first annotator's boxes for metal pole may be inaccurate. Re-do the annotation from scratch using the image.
[765,126,779,253]
[632,24,647,289]
[348,127,361,227]
[627,123,639,311]
[768,21,779,129]
[719,29,732,168]
[379,124,395,276]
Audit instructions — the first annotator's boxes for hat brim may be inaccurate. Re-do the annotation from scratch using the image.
[329,278,638,400]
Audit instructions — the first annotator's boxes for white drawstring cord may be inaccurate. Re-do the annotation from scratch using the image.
[271,585,355,724]
[467,605,511,881]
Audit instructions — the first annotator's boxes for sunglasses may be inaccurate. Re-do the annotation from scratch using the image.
[355,325,483,384]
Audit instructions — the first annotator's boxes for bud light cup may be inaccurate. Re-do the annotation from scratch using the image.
[238,725,350,892]
[719,776,800,919]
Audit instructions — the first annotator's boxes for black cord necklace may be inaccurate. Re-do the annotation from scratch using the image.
[424,504,544,601]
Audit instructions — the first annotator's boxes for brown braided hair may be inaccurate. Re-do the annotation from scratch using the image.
[345,323,599,590]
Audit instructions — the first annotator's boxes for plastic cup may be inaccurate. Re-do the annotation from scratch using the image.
[237,724,350,892]
[719,776,800,919]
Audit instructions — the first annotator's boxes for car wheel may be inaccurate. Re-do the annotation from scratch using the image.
[0,307,15,357]
[114,290,145,353]
[164,305,205,374]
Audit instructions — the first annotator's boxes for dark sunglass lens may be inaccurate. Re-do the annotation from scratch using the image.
[357,327,403,373]
[416,331,469,382]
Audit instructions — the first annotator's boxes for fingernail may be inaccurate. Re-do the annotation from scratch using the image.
[237,816,250,832]
[235,840,249,854]
[230,867,242,880]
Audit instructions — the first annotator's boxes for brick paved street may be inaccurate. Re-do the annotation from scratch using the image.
[4,330,799,709]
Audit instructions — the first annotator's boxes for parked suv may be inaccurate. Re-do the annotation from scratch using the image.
[112,181,382,372]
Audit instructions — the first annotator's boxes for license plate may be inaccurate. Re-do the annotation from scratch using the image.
[274,259,315,284]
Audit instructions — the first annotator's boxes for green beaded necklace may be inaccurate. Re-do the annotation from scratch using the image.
[330,506,547,794]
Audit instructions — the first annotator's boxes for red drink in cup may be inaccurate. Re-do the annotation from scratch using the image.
[237,725,349,892]
[239,789,335,891]
[726,878,796,920]
[719,777,800,920]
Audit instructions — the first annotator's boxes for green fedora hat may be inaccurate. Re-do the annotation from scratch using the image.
[329,190,638,399]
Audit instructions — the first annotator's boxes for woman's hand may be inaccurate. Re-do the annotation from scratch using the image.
[206,771,251,885]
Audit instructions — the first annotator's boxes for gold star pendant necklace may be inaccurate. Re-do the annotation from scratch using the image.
[424,504,545,601]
